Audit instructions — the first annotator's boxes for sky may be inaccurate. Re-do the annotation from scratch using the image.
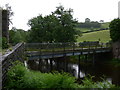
[1,0,120,31]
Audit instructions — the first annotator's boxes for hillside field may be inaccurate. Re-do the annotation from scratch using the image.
[77,30,111,43]
[75,22,110,33]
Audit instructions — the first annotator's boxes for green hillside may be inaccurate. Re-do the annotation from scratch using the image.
[76,28,93,32]
[75,22,110,33]
[77,30,111,43]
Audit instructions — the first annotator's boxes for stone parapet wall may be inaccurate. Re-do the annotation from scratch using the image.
[0,9,2,37]
[0,8,2,90]
[2,10,9,42]
[112,41,120,59]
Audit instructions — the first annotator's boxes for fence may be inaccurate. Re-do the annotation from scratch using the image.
[2,43,25,87]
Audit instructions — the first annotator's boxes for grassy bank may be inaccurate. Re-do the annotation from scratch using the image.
[4,61,117,89]
[77,30,111,43]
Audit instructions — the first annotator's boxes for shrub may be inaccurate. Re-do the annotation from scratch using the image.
[5,61,26,89]
[5,61,117,89]
[0,38,2,51]
[109,18,120,42]
[5,61,79,89]
[2,37,9,49]
[78,75,116,88]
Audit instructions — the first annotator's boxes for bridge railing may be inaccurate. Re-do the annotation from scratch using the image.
[2,43,25,87]
[25,42,111,58]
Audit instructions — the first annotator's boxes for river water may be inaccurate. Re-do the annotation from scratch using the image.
[27,56,120,86]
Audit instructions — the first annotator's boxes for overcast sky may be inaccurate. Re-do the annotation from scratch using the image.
[1,0,120,30]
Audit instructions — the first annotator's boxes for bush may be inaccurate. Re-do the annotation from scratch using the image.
[109,18,120,42]
[2,37,9,49]
[0,38,2,50]
[5,61,26,89]
[78,75,116,88]
[5,61,117,89]
[5,61,79,89]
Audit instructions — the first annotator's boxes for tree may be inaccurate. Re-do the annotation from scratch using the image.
[9,28,27,44]
[99,20,104,23]
[28,5,80,43]
[52,5,79,42]
[27,15,58,43]
[85,18,90,23]
[109,18,120,42]
[5,4,14,25]
[2,37,9,49]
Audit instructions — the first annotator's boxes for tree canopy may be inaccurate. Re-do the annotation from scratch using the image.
[9,28,28,45]
[27,5,81,43]
[109,18,120,42]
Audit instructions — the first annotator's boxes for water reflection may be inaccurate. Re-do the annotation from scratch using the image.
[27,56,120,86]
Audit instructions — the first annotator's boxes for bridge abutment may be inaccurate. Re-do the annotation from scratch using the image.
[112,41,120,59]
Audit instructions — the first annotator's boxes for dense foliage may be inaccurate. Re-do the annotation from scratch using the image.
[9,29,28,45]
[0,38,2,49]
[4,61,117,89]
[28,5,81,43]
[5,61,79,89]
[2,37,9,49]
[109,18,120,42]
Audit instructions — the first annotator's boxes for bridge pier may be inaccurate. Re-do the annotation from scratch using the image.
[78,55,81,78]
[38,59,42,71]
[45,59,49,72]
[92,50,96,64]
[50,59,53,72]
[85,54,88,63]
[56,59,60,71]
[64,56,68,72]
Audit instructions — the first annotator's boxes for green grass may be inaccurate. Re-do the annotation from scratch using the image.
[77,30,111,43]
[75,28,91,32]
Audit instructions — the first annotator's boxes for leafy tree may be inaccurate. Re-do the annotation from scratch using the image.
[28,5,81,43]
[85,18,90,23]
[109,18,120,42]
[9,29,27,44]
[53,5,79,42]
[27,15,57,43]
[99,20,104,23]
